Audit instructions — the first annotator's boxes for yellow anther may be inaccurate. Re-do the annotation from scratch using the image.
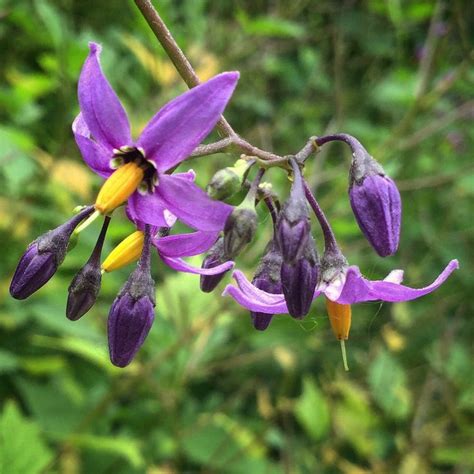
[326,298,352,371]
[101,231,144,273]
[95,162,144,214]
[326,298,352,340]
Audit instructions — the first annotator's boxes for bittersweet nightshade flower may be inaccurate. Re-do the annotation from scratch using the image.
[107,226,156,367]
[276,159,310,264]
[280,235,319,318]
[66,216,110,320]
[10,206,94,300]
[223,259,459,316]
[250,242,283,331]
[348,137,401,257]
[75,42,239,232]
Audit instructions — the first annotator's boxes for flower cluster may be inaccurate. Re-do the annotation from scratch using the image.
[10,43,239,367]
[10,42,459,370]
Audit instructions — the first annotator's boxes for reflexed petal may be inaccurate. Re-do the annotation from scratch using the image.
[78,42,131,149]
[334,266,372,304]
[223,285,288,314]
[367,259,459,302]
[160,254,234,275]
[383,269,404,284]
[224,270,288,313]
[137,72,239,171]
[156,174,233,231]
[72,114,113,178]
[154,230,219,258]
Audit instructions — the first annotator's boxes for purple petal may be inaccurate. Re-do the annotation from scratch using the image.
[367,259,459,302]
[154,231,219,258]
[336,260,459,304]
[160,254,234,275]
[127,191,176,229]
[137,72,239,171]
[78,42,131,149]
[72,114,113,178]
[156,174,233,232]
[222,270,290,313]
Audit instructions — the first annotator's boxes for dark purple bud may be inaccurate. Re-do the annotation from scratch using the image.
[223,207,258,258]
[276,160,310,264]
[66,217,110,321]
[281,236,319,318]
[10,206,94,300]
[200,237,230,293]
[250,242,283,331]
[349,157,401,257]
[107,226,155,368]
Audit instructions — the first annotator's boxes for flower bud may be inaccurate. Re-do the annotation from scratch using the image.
[207,159,249,200]
[281,236,319,318]
[66,216,110,321]
[9,206,94,300]
[200,237,229,293]
[250,243,283,331]
[66,260,102,321]
[223,207,258,258]
[276,160,310,264]
[107,227,156,367]
[349,152,401,257]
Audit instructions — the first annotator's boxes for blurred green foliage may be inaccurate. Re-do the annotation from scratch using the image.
[0,0,473,472]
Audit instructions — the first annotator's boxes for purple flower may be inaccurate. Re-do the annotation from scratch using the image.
[222,260,459,317]
[74,42,239,232]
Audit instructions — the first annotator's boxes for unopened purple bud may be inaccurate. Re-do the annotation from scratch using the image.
[349,172,401,257]
[108,293,155,368]
[66,217,110,321]
[9,206,94,300]
[66,261,101,321]
[223,207,258,258]
[276,160,310,264]
[281,236,319,318]
[108,227,156,368]
[200,237,230,293]
[250,243,282,331]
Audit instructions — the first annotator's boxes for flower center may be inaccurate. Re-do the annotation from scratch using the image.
[94,147,158,215]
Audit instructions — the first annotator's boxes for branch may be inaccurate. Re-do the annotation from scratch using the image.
[134,0,235,137]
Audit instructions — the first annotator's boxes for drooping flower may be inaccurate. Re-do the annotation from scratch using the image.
[74,42,239,232]
[222,259,459,315]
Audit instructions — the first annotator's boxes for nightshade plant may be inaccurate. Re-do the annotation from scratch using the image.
[9,4,459,369]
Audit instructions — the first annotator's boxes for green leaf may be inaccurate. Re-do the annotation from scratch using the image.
[294,377,330,440]
[368,349,412,420]
[0,350,19,374]
[0,401,53,474]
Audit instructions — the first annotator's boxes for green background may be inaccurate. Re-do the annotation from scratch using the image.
[0,0,472,472]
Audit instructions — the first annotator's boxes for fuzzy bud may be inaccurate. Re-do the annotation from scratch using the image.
[281,236,319,318]
[250,242,283,331]
[276,161,310,264]
[349,150,401,257]
[200,237,230,293]
[9,206,94,300]
[207,159,249,201]
[223,207,258,258]
[107,228,156,368]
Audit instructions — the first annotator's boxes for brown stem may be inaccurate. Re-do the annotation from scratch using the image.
[134,0,235,137]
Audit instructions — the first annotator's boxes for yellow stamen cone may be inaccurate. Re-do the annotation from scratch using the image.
[95,162,144,214]
[326,298,352,371]
[102,231,144,273]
